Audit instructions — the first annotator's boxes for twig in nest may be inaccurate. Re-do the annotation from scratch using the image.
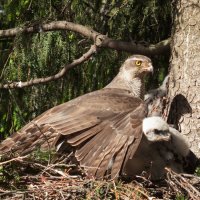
[112,180,119,200]
[166,167,200,200]
[23,160,76,178]
[0,155,28,165]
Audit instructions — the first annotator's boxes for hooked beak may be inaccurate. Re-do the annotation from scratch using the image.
[143,63,153,74]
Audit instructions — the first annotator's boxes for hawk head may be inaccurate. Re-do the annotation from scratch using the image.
[106,55,154,98]
[120,55,153,81]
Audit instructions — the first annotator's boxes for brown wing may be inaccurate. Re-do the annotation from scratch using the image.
[0,88,147,179]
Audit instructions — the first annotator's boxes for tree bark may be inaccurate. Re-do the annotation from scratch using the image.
[168,0,200,157]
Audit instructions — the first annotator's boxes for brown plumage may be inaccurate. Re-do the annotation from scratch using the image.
[0,55,153,179]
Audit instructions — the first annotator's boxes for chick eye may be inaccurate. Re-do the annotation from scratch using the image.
[135,60,142,66]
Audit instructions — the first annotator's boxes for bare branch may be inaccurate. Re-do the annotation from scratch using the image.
[166,168,200,200]
[0,21,170,89]
[0,155,28,165]
[0,21,170,55]
[0,45,97,89]
[0,21,99,41]
[100,37,171,55]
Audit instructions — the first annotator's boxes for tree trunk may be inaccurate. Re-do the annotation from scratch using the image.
[167,0,200,157]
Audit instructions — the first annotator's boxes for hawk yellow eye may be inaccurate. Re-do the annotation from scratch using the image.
[135,60,142,66]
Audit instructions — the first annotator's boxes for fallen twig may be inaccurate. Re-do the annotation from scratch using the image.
[166,168,200,200]
[0,155,28,165]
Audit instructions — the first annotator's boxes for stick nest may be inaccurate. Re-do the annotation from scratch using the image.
[0,152,200,200]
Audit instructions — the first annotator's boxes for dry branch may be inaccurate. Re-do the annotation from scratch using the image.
[0,45,97,89]
[0,20,170,55]
[0,155,28,165]
[0,21,171,89]
[166,168,200,200]
[1,155,200,200]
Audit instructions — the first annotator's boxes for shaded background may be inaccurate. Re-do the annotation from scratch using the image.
[0,0,171,139]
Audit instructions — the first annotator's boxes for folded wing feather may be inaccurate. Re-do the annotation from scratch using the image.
[0,88,147,179]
